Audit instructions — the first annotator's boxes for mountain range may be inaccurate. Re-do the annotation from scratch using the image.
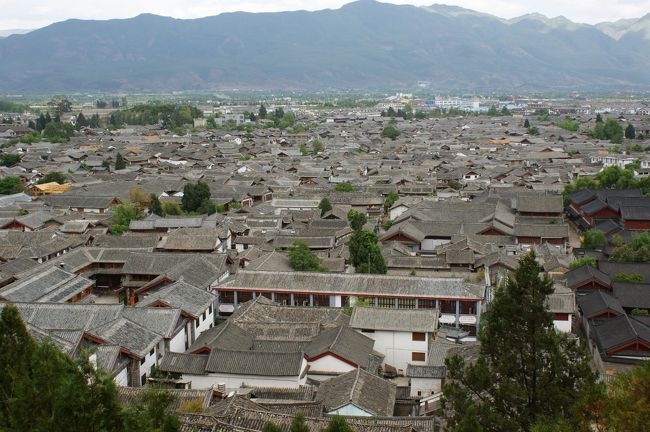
[1,0,649,92]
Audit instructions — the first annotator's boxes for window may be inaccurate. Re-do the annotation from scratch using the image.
[361,329,375,333]
[398,298,416,309]
[237,291,253,303]
[412,332,426,341]
[412,352,426,362]
[440,300,457,314]
[377,297,393,308]
[459,301,476,315]
[313,294,330,307]
[140,357,145,365]
[141,373,147,385]
[219,291,235,304]
[150,348,155,356]
[418,299,436,309]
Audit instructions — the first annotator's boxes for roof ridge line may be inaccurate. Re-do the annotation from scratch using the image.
[349,367,361,403]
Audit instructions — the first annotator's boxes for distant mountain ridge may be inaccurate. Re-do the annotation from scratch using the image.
[1,0,649,92]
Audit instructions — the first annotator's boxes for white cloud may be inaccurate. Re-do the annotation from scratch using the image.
[0,0,648,29]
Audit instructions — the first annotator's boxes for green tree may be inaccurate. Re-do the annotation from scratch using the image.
[261,422,283,432]
[288,241,325,272]
[318,197,332,216]
[348,230,386,274]
[299,143,308,156]
[324,415,353,432]
[611,272,644,283]
[181,181,211,213]
[37,171,67,184]
[625,123,636,139]
[149,194,163,216]
[161,200,182,216]
[569,255,597,269]
[524,119,530,128]
[487,106,499,116]
[312,139,323,154]
[290,414,310,432]
[381,124,400,140]
[592,165,639,189]
[335,182,354,192]
[501,106,512,116]
[0,154,21,167]
[42,121,75,143]
[0,304,35,424]
[603,119,624,144]
[115,153,127,170]
[596,113,603,124]
[609,232,650,263]
[0,304,124,432]
[122,387,180,432]
[581,230,607,250]
[578,361,650,431]
[76,112,87,130]
[0,177,22,195]
[556,117,579,132]
[384,190,398,212]
[528,126,540,135]
[108,203,139,235]
[258,104,267,119]
[347,209,368,231]
[197,200,217,215]
[442,252,596,431]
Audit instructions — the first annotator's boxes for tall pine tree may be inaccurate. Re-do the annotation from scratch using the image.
[442,252,596,431]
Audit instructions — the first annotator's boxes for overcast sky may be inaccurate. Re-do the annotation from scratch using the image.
[1,0,649,30]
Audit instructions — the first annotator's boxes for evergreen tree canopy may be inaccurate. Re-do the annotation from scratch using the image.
[625,123,636,139]
[108,203,139,235]
[0,177,22,195]
[324,415,353,432]
[290,413,310,432]
[442,252,596,431]
[261,422,283,432]
[258,104,267,119]
[287,241,325,272]
[347,209,368,231]
[348,230,386,274]
[0,153,21,167]
[0,304,129,432]
[335,182,354,192]
[181,181,211,213]
[149,194,163,216]
[384,190,398,211]
[581,229,607,250]
[37,171,67,184]
[318,198,332,216]
[115,153,127,170]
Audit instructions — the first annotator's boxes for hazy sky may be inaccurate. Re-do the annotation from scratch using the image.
[1,0,649,29]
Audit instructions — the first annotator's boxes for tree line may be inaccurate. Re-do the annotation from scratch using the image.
[0,303,182,432]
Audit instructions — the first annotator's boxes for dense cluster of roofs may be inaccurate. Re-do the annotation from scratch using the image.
[0,105,649,430]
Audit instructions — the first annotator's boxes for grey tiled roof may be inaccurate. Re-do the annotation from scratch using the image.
[221,271,483,300]
[405,364,445,379]
[137,278,216,318]
[304,326,375,368]
[316,368,396,416]
[350,307,438,332]
[205,349,305,376]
